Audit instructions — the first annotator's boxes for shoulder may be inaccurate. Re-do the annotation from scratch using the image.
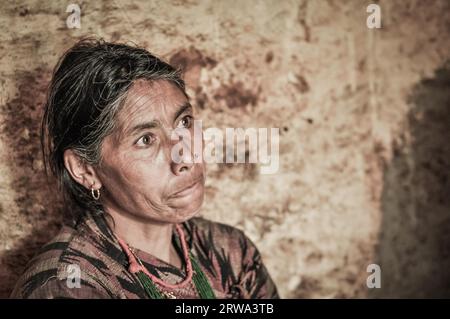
[186,217,279,298]
[10,224,119,299]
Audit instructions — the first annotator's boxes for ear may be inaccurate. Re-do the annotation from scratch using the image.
[63,149,102,190]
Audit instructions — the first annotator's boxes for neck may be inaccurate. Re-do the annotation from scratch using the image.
[104,207,180,268]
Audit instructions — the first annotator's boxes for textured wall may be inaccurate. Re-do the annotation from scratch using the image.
[1,0,449,298]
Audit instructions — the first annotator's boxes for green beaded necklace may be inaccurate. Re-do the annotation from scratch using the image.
[134,252,215,299]
[117,225,216,299]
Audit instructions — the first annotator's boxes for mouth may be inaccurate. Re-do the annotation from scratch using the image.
[171,177,203,198]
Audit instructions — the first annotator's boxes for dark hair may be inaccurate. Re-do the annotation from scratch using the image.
[41,38,186,218]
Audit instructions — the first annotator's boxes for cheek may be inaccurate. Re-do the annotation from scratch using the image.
[100,155,168,200]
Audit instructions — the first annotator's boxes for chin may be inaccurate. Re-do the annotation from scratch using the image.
[165,183,205,221]
[168,196,204,224]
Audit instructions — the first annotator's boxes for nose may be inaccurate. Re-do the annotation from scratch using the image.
[171,149,194,175]
[169,128,195,176]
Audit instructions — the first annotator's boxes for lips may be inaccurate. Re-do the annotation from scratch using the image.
[171,177,203,197]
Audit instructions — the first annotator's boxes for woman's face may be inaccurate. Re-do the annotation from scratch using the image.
[96,80,205,224]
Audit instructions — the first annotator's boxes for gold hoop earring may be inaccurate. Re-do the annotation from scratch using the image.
[91,187,100,200]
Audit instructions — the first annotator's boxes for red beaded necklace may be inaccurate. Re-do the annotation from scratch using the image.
[117,224,193,290]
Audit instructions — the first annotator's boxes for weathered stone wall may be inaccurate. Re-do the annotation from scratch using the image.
[1,0,449,298]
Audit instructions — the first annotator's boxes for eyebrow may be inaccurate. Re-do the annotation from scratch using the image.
[125,102,193,137]
[174,102,193,121]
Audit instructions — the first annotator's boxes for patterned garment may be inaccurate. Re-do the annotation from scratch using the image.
[10,212,279,299]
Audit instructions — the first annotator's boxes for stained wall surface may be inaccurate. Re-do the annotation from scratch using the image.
[0,0,449,298]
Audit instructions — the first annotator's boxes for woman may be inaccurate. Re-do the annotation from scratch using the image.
[11,39,279,299]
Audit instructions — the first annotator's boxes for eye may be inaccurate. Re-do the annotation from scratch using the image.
[135,134,155,147]
[178,115,193,129]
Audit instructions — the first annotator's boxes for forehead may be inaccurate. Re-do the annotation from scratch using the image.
[117,79,187,124]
